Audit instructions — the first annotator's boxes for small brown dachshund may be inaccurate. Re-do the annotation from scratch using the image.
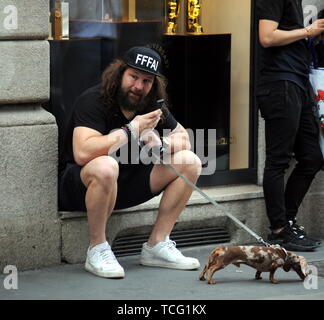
[199,245,309,284]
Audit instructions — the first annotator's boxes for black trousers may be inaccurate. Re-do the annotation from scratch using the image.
[257,80,323,230]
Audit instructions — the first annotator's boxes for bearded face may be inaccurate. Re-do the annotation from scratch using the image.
[116,86,151,113]
[118,68,156,113]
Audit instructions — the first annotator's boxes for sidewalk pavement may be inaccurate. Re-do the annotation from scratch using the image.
[1,242,324,301]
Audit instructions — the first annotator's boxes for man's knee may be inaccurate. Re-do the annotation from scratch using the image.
[264,152,292,172]
[174,150,202,176]
[82,156,119,188]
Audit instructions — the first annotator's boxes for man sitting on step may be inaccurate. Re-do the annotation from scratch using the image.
[58,46,202,278]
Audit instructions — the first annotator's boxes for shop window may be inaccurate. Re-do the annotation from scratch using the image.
[46,0,257,187]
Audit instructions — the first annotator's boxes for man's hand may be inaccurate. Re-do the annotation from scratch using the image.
[140,129,162,148]
[307,19,324,38]
[130,109,162,138]
[140,123,191,156]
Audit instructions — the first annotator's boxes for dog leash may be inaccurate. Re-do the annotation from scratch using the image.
[150,150,272,247]
[142,99,272,247]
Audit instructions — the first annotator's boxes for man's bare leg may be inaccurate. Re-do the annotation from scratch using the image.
[81,156,124,278]
[148,150,202,246]
[80,156,119,248]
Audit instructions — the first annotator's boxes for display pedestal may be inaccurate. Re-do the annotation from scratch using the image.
[162,34,231,185]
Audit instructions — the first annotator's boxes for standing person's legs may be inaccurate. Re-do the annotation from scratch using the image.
[258,81,319,251]
[258,81,301,231]
[285,86,323,222]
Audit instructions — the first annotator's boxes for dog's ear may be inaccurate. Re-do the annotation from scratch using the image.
[283,263,291,272]
[279,247,288,260]
[298,257,309,278]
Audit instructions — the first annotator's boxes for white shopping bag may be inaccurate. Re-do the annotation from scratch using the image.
[309,67,324,158]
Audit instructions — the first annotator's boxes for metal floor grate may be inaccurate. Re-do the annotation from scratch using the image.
[111,226,231,257]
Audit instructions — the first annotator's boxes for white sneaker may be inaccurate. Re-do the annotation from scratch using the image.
[85,241,125,278]
[140,236,200,270]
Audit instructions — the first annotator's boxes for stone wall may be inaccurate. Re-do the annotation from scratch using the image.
[0,0,60,270]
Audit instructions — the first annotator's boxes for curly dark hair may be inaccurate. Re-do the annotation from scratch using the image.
[100,58,169,118]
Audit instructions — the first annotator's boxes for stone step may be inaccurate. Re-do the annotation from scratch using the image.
[59,184,268,264]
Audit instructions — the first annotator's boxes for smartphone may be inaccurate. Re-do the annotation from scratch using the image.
[151,99,165,111]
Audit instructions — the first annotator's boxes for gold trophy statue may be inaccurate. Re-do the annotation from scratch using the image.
[166,1,181,34]
[187,0,203,33]
[165,0,203,34]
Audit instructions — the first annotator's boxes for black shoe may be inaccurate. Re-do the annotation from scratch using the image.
[289,220,322,247]
[268,225,318,252]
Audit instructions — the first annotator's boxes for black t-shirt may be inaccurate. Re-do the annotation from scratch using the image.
[59,84,178,174]
[257,0,311,90]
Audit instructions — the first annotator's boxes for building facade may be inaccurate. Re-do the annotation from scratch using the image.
[0,0,323,270]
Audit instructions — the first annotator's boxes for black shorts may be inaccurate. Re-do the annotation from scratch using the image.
[58,162,160,211]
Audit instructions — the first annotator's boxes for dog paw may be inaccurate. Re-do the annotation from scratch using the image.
[270,280,279,284]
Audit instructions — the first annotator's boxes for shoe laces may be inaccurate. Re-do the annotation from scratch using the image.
[99,247,117,264]
[286,225,305,239]
[289,220,305,232]
[161,239,184,257]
